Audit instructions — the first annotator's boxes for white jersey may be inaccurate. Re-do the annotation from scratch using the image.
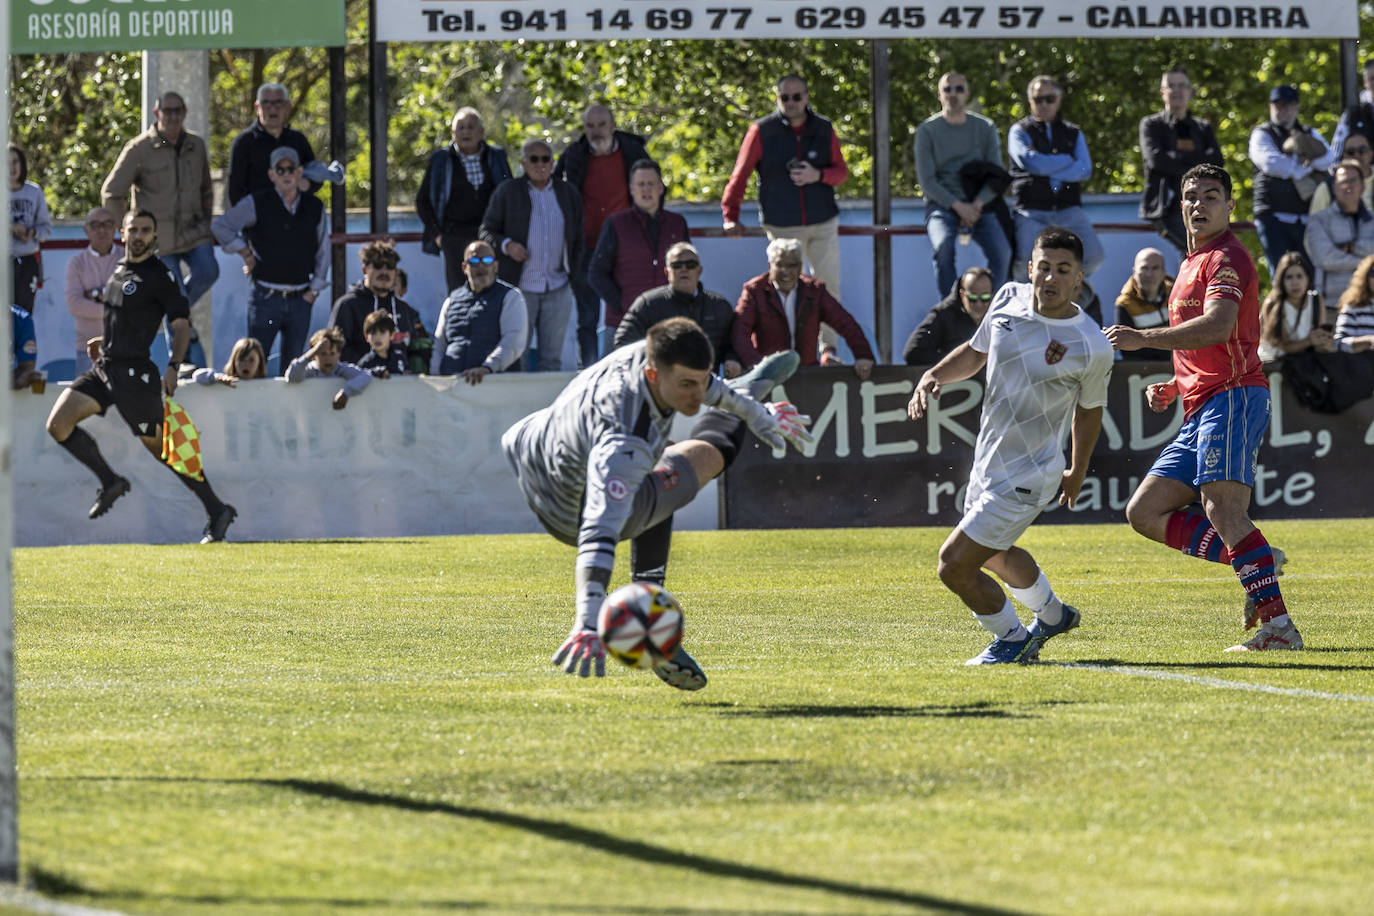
[967,283,1113,505]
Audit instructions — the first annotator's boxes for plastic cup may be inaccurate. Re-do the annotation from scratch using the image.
[30,370,46,395]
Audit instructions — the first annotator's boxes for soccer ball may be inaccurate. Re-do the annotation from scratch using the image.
[597,582,685,669]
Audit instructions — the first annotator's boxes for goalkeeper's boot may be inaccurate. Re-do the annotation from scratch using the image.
[1026,604,1081,651]
[1241,546,1286,630]
[964,633,1041,666]
[654,646,707,691]
[729,349,800,401]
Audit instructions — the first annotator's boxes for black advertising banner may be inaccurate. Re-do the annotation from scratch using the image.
[722,363,1374,528]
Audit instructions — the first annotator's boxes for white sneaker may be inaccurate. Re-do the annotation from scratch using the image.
[1225,618,1303,652]
[1241,546,1286,630]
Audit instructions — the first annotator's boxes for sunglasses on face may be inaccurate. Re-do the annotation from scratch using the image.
[778,92,805,103]
[1348,146,1372,155]
[367,260,398,270]
[467,255,496,265]
[526,154,552,164]
[259,99,287,108]
[159,107,185,116]
[670,260,700,270]
[941,85,968,94]
[274,165,298,174]
[962,291,993,302]
[87,220,116,230]
[1032,95,1059,105]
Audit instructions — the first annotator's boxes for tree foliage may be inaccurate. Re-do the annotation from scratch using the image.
[9,6,1374,220]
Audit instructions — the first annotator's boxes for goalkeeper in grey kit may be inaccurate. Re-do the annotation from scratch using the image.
[502,317,810,690]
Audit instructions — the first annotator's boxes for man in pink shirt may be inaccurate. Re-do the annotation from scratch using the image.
[63,206,125,375]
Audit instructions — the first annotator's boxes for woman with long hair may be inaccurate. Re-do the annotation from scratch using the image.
[1258,251,1333,362]
[1334,253,1374,353]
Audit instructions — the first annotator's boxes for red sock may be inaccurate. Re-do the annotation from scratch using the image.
[1229,529,1288,622]
[1164,510,1228,563]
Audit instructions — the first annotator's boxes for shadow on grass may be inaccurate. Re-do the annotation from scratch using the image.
[698,700,1071,719]
[1071,657,1374,672]
[37,777,1034,916]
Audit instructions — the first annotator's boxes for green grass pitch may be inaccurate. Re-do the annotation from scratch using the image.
[11,520,1374,915]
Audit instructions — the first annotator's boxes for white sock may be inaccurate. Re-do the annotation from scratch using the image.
[974,597,1027,641]
[1009,569,1063,626]
[1266,613,1291,629]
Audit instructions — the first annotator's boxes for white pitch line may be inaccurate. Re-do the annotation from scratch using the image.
[1057,662,1374,703]
[0,886,133,916]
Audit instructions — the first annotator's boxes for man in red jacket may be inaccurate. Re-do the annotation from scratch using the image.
[732,237,875,379]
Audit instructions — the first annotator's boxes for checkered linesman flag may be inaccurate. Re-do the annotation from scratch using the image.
[161,398,204,481]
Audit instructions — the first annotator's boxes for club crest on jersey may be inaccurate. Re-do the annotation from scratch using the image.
[122,279,138,296]
[1044,340,1067,364]
[606,477,629,501]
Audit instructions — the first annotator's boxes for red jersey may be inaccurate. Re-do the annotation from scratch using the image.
[1169,229,1266,418]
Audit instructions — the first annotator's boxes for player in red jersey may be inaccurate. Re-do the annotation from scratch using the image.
[1106,164,1301,651]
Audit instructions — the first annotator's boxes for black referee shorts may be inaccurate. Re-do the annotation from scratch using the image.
[72,358,164,438]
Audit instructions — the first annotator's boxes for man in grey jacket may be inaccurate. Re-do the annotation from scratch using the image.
[1305,158,1374,300]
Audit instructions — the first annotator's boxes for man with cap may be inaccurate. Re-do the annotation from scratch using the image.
[1248,84,1337,275]
[212,146,330,371]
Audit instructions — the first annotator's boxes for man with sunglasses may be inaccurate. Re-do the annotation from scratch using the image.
[1308,133,1374,214]
[722,73,848,359]
[1008,76,1104,282]
[915,72,1013,298]
[480,138,584,371]
[903,266,994,366]
[329,238,431,367]
[213,147,329,372]
[1139,68,1225,255]
[432,241,528,383]
[1329,57,1374,165]
[613,242,739,377]
[102,91,216,367]
[64,207,125,375]
[588,159,690,343]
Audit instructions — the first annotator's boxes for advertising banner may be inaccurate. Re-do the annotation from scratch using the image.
[376,0,1358,42]
[12,0,346,54]
[723,364,1374,529]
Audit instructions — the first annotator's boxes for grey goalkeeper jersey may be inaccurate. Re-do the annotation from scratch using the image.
[502,341,746,574]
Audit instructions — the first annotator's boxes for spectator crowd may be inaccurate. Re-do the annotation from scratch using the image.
[11,66,1374,405]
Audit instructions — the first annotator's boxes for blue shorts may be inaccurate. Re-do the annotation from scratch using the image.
[1147,386,1270,490]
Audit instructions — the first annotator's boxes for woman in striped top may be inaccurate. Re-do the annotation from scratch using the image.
[1333,253,1374,353]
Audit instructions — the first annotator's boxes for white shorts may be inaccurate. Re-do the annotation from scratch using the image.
[957,480,1050,552]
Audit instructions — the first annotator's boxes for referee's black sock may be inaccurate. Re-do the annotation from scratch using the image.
[687,410,748,469]
[56,427,120,487]
[631,515,673,587]
[169,466,226,517]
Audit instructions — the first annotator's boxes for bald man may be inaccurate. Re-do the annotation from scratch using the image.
[64,206,126,374]
[554,103,651,367]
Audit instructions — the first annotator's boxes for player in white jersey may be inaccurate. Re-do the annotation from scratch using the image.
[503,317,810,689]
[908,227,1114,665]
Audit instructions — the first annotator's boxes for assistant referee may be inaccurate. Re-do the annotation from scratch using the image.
[45,209,237,543]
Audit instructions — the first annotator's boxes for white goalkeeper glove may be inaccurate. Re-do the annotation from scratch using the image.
[746,400,813,452]
[552,625,606,678]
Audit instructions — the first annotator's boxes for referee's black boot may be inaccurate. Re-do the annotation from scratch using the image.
[201,504,237,544]
[88,477,131,519]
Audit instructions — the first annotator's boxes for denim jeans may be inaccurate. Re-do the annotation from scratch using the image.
[1012,206,1106,280]
[1254,212,1308,277]
[248,286,313,373]
[522,283,575,372]
[926,203,1012,297]
[160,244,219,366]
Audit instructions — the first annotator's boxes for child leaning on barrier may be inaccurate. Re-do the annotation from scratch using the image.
[355,309,409,379]
[186,337,268,388]
[284,327,370,410]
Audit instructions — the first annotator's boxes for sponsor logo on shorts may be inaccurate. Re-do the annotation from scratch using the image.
[1045,339,1067,364]
[1204,447,1221,469]
[606,477,629,501]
